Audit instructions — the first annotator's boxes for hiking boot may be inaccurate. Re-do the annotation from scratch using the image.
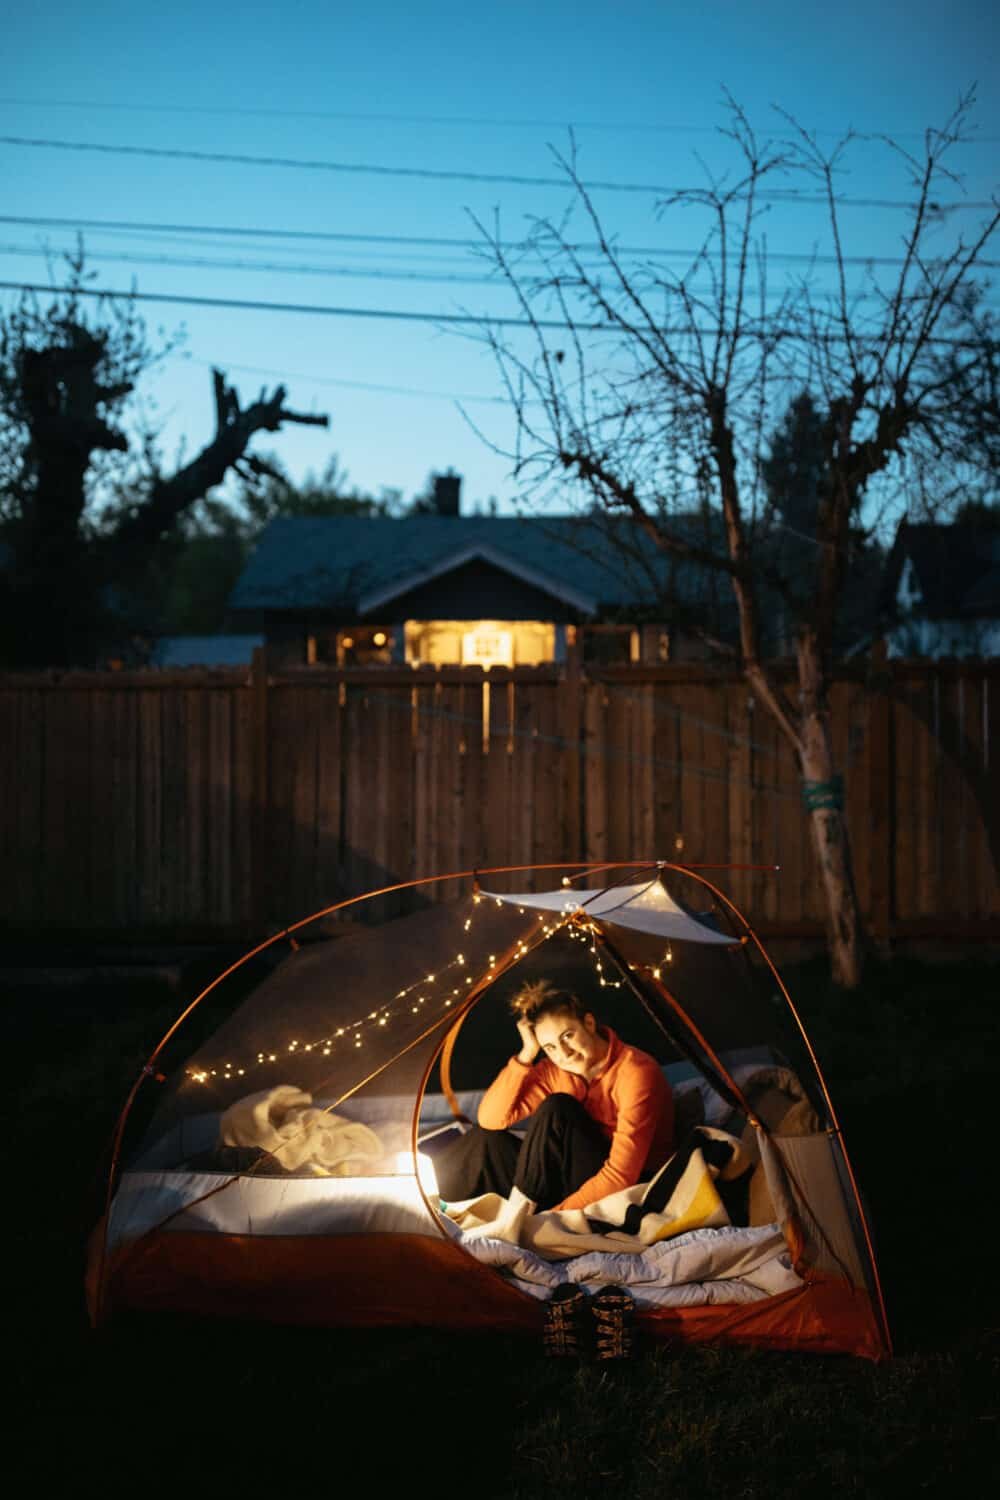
[590,1285,637,1360]
[542,1283,588,1357]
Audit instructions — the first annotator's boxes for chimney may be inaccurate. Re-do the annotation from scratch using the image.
[432,470,461,517]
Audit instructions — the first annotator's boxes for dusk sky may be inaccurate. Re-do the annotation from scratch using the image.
[3,0,997,514]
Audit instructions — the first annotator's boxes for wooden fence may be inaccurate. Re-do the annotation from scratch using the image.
[1,653,997,945]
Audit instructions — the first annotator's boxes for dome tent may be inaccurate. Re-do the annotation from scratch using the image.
[87,862,889,1360]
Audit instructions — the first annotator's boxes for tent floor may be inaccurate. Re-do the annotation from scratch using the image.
[89,1229,886,1360]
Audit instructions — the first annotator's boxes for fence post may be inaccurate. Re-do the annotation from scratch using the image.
[250,645,270,933]
[868,638,892,950]
[563,626,583,859]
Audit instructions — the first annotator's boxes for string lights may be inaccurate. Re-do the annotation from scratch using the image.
[184,894,648,1088]
[650,945,675,981]
[185,900,549,1087]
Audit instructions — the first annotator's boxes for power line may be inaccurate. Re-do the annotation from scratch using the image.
[0,242,508,289]
[10,242,985,308]
[0,278,990,346]
[1,135,994,210]
[4,214,996,269]
[189,356,509,405]
[0,277,608,329]
[3,96,997,144]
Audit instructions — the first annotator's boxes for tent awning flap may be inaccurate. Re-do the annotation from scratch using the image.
[482,882,738,945]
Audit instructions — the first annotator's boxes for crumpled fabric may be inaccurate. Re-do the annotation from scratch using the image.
[220,1085,383,1176]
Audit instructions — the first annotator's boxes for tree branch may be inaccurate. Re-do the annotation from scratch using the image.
[111,369,329,552]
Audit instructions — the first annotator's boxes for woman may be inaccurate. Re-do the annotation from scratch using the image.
[434,979,675,1213]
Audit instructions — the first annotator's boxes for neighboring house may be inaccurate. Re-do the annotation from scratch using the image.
[878,519,1000,659]
[227,479,733,668]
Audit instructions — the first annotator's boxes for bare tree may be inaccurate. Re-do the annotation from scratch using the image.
[0,257,328,667]
[470,93,998,986]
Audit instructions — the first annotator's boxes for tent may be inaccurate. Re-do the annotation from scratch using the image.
[87,862,890,1360]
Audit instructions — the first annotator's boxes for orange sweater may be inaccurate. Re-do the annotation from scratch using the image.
[477,1028,675,1212]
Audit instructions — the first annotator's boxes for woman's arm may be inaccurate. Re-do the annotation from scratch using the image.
[477,1013,566,1132]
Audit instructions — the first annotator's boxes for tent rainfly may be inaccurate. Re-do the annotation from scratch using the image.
[87,862,890,1360]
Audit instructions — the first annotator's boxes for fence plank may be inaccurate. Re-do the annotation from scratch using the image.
[652,681,683,868]
[291,686,321,919]
[514,681,540,876]
[14,689,43,928]
[485,679,514,870]
[868,652,892,943]
[436,683,466,881]
[313,682,343,906]
[135,690,162,928]
[208,688,234,926]
[603,684,632,863]
[985,671,1000,914]
[88,689,115,928]
[960,672,986,920]
[0,692,18,920]
[845,682,871,922]
[700,682,729,879]
[935,676,965,920]
[959,675,995,918]
[582,681,608,867]
[1,660,998,942]
[725,683,751,913]
[233,684,255,931]
[412,681,436,891]
[458,682,486,876]
[43,688,90,927]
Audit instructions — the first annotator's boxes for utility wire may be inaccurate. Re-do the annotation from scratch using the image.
[4,214,996,269]
[189,355,510,405]
[0,242,510,288]
[0,277,618,329]
[0,279,990,347]
[5,95,997,143]
[1,135,994,209]
[10,242,984,308]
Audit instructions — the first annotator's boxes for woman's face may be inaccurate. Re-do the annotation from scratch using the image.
[533,1008,607,1078]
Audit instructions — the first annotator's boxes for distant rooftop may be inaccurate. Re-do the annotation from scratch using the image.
[229,514,722,617]
[882,520,1000,621]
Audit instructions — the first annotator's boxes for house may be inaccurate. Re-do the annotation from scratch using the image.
[227,474,733,668]
[878,518,1000,659]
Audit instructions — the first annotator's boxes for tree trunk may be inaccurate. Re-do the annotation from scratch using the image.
[796,634,866,988]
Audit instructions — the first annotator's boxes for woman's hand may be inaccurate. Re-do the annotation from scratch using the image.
[516,1016,539,1065]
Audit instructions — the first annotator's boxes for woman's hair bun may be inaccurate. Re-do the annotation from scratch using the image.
[510,978,587,1024]
[510,979,557,1020]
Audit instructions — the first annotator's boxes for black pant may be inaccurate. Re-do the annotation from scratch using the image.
[432,1095,608,1211]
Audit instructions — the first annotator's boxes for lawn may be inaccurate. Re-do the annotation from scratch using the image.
[8,951,998,1496]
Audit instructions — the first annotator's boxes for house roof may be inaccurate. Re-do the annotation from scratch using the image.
[229,514,724,618]
[881,520,1000,621]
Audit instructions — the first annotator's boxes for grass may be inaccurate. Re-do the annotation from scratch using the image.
[8,952,999,1496]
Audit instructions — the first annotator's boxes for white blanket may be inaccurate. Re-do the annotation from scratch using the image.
[220,1085,383,1176]
[442,1125,803,1307]
[444,1219,802,1306]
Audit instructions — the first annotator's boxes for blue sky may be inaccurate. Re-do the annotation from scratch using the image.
[2,0,997,514]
